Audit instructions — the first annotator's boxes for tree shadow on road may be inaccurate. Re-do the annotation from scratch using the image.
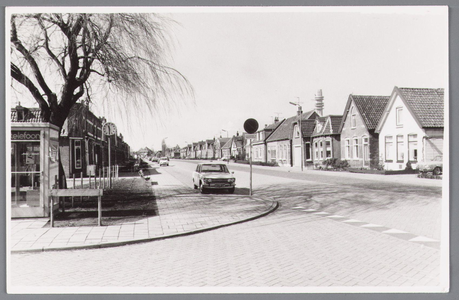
[253,181,442,215]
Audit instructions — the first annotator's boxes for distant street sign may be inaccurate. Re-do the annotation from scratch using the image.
[244,118,259,134]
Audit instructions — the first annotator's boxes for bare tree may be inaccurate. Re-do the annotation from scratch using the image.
[10,13,193,186]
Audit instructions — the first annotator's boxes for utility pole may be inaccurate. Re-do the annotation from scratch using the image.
[289,98,303,171]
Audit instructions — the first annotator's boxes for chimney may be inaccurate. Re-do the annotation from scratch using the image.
[274,116,279,123]
[315,89,324,117]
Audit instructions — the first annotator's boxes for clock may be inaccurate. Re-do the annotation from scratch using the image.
[103,122,117,136]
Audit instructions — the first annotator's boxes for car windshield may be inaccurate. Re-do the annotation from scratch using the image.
[201,164,229,173]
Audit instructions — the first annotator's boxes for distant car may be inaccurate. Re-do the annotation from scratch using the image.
[417,156,443,175]
[192,162,235,194]
[151,157,159,163]
[159,157,169,166]
[220,156,230,161]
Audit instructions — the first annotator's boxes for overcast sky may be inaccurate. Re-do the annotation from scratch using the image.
[9,6,448,151]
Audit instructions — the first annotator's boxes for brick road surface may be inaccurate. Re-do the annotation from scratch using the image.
[10,202,443,290]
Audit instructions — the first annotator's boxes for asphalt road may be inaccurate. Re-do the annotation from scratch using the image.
[9,159,446,291]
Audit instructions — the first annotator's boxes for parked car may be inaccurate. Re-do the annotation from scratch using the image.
[192,162,235,194]
[220,156,230,161]
[417,156,443,175]
[159,157,169,166]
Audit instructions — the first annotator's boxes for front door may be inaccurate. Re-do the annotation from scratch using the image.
[293,146,301,167]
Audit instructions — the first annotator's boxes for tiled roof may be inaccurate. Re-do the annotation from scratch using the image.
[218,137,230,145]
[11,107,43,123]
[301,119,316,137]
[267,110,317,142]
[398,87,444,127]
[329,115,343,134]
[352,95,390,130]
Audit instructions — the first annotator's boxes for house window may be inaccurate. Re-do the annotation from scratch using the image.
[363,137,369,161]
[353,138,359,158]
[74,140,82,169]
[305,142,311,160]
[396,107,403,127]
[325,140,332,158]
[408,134,418,162]
[351,107,356,128]
[314,142,319,159]
[397,135,404,162]
[319,141,324,159]
[294,125,300,138]
[385,136,394,162]
[345,139,350,159]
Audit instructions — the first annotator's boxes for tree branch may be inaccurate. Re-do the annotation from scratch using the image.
[36,16,66,78]
[11,16,54,98]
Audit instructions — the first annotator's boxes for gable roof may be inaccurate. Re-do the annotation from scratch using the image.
[267,110,318,142]
[300,119,316,137]
[312,115,343,137]
[398,87,444,127]
[375,87,444,132]
[222,138,233,149]
[338,94,390,132]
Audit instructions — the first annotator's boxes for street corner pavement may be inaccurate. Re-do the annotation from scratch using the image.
[10,170,278,253]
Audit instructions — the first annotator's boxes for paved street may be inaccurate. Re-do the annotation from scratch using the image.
[9,160,447,291]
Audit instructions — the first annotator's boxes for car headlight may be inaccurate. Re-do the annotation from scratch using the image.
[205,178,212,183]
[228,178,235,183]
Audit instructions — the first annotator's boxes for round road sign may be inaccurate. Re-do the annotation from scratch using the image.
[244,118,259,134]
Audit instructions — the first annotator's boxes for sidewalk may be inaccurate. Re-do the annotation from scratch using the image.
[9,171,278,253]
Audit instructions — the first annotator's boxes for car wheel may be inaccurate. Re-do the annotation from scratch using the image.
[228,187,235,194]
[199,182,206,194]
[433,167,442,175]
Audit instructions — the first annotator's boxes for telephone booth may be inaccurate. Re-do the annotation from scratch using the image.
[11,123,60,218]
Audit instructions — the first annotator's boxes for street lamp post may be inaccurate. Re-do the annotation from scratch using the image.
[289,99,303,171]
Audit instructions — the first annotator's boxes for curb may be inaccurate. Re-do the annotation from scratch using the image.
[11,199,279,254]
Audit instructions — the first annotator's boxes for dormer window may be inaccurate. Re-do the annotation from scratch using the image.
[396,107,403,127]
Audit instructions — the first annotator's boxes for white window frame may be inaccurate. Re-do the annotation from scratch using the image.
[397,135,404,162]
[353,137,359,159]
[385,136,393,162]
[408,134,418,162]
[351,107,356,129]
[396,107,403,127]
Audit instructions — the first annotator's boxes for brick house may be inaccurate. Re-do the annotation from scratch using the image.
[291,119,316,169]
[252,118,284,163]
[375,87,444,171]
[266,110,318,166]
[221,138,232,159]
[214,137,230,159]
[339,94,390,169]
[311,115,343,168]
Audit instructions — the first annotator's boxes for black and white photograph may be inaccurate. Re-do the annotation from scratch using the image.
[6,6,449,294]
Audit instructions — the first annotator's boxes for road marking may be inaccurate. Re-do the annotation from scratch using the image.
[301,209,316,212]
[383,229,408,234]
[342,219,362,223]
[327,215,345,219]
[312,212,329,215]
[410,236,437,242]
[361,223,384,228]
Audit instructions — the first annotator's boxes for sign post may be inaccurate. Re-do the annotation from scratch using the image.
[243,118,259,196]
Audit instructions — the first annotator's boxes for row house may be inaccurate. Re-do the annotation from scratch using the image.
[252,118,284,163]
[60,103,130,178]
[221,138,232,158]
[311,115,343,167]
[266,110,319,166]
[339,95,390,169]
[375,87,444,171]
[231,134,245,160]
[205,139,215,159]
[244,133,257,160]
[291,119,316,168]
[214,137,231,159]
